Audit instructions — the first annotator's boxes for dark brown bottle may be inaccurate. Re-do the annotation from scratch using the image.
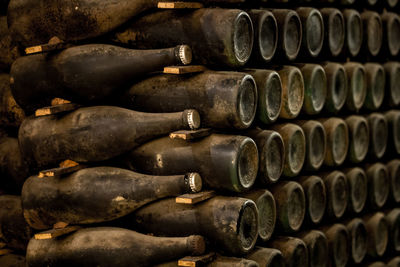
[124,134,258,193]
[244,69,282,125]
[10,44,191,114]
[132,196,258,255]
[344,168,368,214]
[361,11,383,57]
[297,230,328,267]
[320,8,345,57]
[343,10,363,58]
[22,167,202,230]
[381,12,400,57]
[366,113,388,159]
[0,16,20,73]
[364,63,385,111]
[26,227,205,267]
[387,160,400,203]
[320,224,349,267]
[296,8,324,58]
[0,195,32,251]
[321,171,348,220]
[296,120,326,171]
[385,110,400,155]
[244,128,284,184]
[240,189,276,242]
[247,10,277,63]
[296,64,327,115]
[246,247,284,267]
[0,74,25,129]
[270,9,302,61]
[363,212,389,258]
[119,71,256,130]
[319,118,349,167]
[386,209,400,253]
[270,181,306,233]
[365,163,389,210]
[275,66,304,119]
[113,8,253,68]
[18,106,200,170]
[322,63,348,114]
[344,62,367,112]
[345,116,369,163]
[270,123,305,177]
[384,62,400,107]
[298,176,326,225]
[344,218,367,264]
[268,237,308,267]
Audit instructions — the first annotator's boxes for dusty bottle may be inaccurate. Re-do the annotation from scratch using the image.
[321,171,348,220]
[0,195,32,251]
[296,64,327,115]
[345,116,370,163]
[296,120,326,171]
[366,163,389,210]
[270,181,306,233]
[386,209,400,253]
[0,254,26,267]
[320,8,345,57]
[0,16,20,73]
[125,134,258,193]
[18,106,200,170]
[270,123,305,177]
[119,71,256,130]
[363,212,389,258]
[240,189,276,242]
[132,196,258,255]
[381,12,400,57]
[0,74,25,129]
[387,160,400,203]
[0,136,29,192]
[343,10,363,57]
[344,218,368,264]
[319,118,349,167]
[296,8,324,58]
[26,227,205,267]
[113,8,253,68]
[244,69,282,125]
[364,63,385,111]
[270,9,302,61]
[275,66,304,119]
[366,113,388,159]
[344,168,368,214]
[384,62,400,107]
[320,224,349,267]
[247,10,277,63]
[10,44,192,114]
[297,230,328,267]
[246,247,284,267]
[322,63,348,114]
[385,110,400,154]
[244,128,284,184]
[156,256,259,267]
[344,62,367,112]
[22,167,202,229]
[361,11,383,57]
[268,237,308,267]
[298,176,326,225]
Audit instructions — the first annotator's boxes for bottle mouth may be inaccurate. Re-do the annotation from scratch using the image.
[349,66,366,111]
[183,109,201,130]
[388,0,399,7]
[328,11,345,56]
[187,235,206,255]
[389,160,400,203]
[309,232,329,267]
[262,71,282,124]
[266,250,284,267]
[388,209,400,251]
[388,15,400,56]
[331,121,348,166]
[348,168,367,213]
[370,66,385,110]
[307,66,327,115]
[350,219,367,263]
[238,200,258,253]
[256,190,276,241]
[290,240,308,267]
[331,66,347,112]
[388,63,400,106]
[331,172,348,219]
[367,15,383,56]
[392,111,400,154]
[237,75,257,128]
[264,131,284,183]
[287,126,306,176]
[332,227,349,267]
[233,12,254,65]
[308,178,326,224]
[351,117,369,163]
[283,12,301,60]
[178,45,192,65]
[258,11,277,62]
[372,164,389,208]
[346,11,362,57]
[374,215,389,256]
[236,138,258,190]
[308,122,326,170]
[286,183,306,232]
[371,115,388,159]
[306,10,324,57]
[285,67,304,119]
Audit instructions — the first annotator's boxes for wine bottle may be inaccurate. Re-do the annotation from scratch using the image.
[26,227,205,267]
[345,116,369,163]
[268,237,308,267]
[320,224,349,267]
[22,167,202,230]
[344,62,367,112]
[321,171,348,220]
[366,113,388,159]
[319,118,349,167]
[298,176,326,225]
[344,168,368,214]
[112,8,253,67]
[322,63,348,114]
[155,256,259,267]
[389,257,400,267]
[364,63,385,111]
[18,106,200,170]
[296,230,328,267]
[344,218,367,264]
[296,8,324,58]
[385,110,400,155]
[320,8,345,57]
[363,212,389,258]
[246,247,284,267]
[387,160,400,203]
[365,163,389,210]
[361,11,383,57]
[343,10,362,58]
[384,62,400,107]
[0,74,25,129]
[118,71,257,129]
[10,44,191,114]
[124,134,258,193]
[386,209,400,253]
[132,196,258,255]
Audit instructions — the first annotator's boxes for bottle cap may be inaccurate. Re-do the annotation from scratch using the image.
[179,45,192,65]
[185,173,202,193]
